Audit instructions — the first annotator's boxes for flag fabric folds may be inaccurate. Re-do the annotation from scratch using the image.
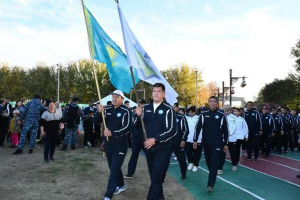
[83,5,139,93]
[116,3,178,105]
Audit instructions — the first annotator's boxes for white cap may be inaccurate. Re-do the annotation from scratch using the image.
[111,90,125,98]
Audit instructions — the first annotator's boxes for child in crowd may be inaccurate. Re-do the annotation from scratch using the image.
[9,110,21,148]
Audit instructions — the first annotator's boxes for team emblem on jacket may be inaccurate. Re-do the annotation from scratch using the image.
[252,113,255,116]
[158,110,163,114]
[266,117,268,119]
[215,115,219,119]
[176,119,179,122]
[117,113,122,117]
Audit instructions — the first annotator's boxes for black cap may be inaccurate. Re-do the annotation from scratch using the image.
[139,99,146,104]
[34,95,41,99]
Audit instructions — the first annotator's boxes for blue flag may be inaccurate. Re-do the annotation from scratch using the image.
[84,6,139,93]
[117,3,178,105]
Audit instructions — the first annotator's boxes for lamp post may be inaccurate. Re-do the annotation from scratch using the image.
[195,69,198,107]
[222,81,230,107]
[229,69,248,106]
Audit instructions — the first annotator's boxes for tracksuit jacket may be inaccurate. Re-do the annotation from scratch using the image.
[194,109,229,145]
[261,114,276,134]
[137,100,177,143]
[95,105,132,149]
[243,109,262,133]
[172,113,188,145]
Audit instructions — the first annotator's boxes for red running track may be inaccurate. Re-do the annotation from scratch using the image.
[226,154,300,186]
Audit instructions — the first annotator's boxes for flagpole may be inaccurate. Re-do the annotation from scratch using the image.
[80,0,108,141]
[115,0,147,140]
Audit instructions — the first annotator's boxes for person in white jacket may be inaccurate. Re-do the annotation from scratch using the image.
[218,105,237,174]
[234,108,249,164]
[185,107,202,172]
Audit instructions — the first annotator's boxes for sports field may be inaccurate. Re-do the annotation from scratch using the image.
[1,132,299,200]
[168,152,300,200]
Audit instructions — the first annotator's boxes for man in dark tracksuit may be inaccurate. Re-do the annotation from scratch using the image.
[243,101,262,161]
[194,96,229,193]
[271,107,284,154]
[281,107,294,153]
[173,103,189,180]
[96,90,132,200]
[260,106,276,158]
[136,83,177,200]
[124,99,146,179]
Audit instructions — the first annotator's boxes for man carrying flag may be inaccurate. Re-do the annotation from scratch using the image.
[136,83,177,200]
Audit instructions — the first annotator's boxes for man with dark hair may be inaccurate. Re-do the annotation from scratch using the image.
[13,95,47,154]
[270,107,284,154]
[83,100,97,147]
[124,99,146,179]
[173,102,189,180]
[124,100,130,108]
[60,98,84,151]
[260,106,276,158]
[243,101,262,161]
[194,96,229,193]
[281,107,294,153]
[136,82,177,200]
[96,90,132,200]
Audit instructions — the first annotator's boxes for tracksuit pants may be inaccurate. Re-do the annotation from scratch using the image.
[105,145,128,199]
[185,142,202,167]
[236,139,244,163]
[218,143,225,170]
[44,131,58,159]
[203,143,222,187]
[145,142,172,200]
[63,126,78,147]
[127,137,144,176]
[247,132,259,159]
[171,142,187,177]
[261,133,272,156]
[228,142,238,166]
[283,132,294,152]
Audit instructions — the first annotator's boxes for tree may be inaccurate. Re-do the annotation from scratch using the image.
[161,63,204,106]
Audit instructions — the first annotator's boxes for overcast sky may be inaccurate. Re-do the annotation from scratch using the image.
[1,0,300,101]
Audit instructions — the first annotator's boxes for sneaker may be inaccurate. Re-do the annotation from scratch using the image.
[50,157,55,161]
[12,149,22,155]
[114,185,127,194]
[192,166,198,172]
[71,145,76,150]
[217,170,223,175]
[188,163,193,170]
[207,186,213,193]
[246,157,253,161]
[232,166,237,171]
[29,149,33,154]
[181,175,186,180]
[124,174,133,179]
[44,158,49,163]
[87,141,92,147]
[297,174,300,178]
[84,146,88,149]
[173,156,177,160]
[103,197,111,200]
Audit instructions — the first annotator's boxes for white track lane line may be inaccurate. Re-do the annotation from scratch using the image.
[225,159,300,188]
[197,166,265,200]
[270,153,300,162]
[241,155,300,172]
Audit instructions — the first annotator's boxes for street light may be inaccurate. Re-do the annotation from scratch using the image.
[229,69,248,106]
[222,81,230,107]
[195,69,198,107]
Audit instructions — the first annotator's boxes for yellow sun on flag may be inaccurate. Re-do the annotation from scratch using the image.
[106,46,117,67]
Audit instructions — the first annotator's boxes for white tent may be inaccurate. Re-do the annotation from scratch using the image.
[99,95,138,107]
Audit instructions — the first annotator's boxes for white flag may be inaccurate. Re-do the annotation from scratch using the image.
[117,3,178,105]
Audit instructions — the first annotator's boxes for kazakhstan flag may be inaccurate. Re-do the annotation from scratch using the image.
[84,6,139,93]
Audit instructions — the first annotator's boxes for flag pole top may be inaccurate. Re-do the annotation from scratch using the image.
[115,0,119,3]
